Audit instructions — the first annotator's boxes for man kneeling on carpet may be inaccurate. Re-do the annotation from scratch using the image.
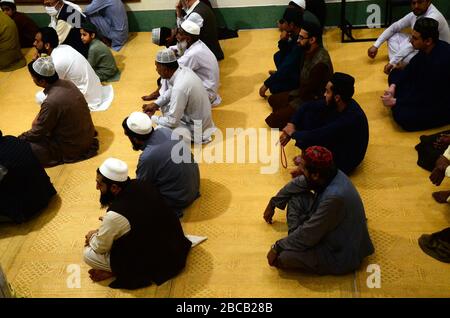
[264,146,374,274]
[83,158,192,289]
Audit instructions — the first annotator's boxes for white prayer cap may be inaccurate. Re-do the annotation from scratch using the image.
[291,0,306,9]
[126,112,153,135]
[0,0,15,4]
[99,158,129,182]
[32,56,56,77]
[188,14,203,28]
[181,20,200,36]
[151,28,161,45]
[156,48,177,63]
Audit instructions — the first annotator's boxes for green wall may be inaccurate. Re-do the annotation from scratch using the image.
[28,1,450,32]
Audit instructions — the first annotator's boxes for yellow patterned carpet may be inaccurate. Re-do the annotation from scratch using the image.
[1,28,450,298]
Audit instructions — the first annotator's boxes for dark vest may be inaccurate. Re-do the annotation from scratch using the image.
[108,180,192,289]
[189,1,224,60]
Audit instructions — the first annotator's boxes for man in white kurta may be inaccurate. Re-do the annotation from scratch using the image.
[143,48,215,144]
[176,20,221,106]
[34,27,113,111]
[367,0,450,73]
[144,21,221,108]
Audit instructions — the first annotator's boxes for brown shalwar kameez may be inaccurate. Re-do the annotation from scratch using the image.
[19,79,99,167]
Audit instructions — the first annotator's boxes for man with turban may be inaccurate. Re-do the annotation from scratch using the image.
[280,72,368,175]
[264,146,374,274]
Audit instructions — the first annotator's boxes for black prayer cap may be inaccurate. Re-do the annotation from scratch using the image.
[331,72,355,101]
[282,7,302,27]
[302,19,322,40]
[81,21,98,35]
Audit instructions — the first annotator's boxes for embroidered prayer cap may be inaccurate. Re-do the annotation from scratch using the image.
[303,146,334,169]
[289,0,305,9]
[330,72,355,101]
[32,56,56,77]
[156,48,177,63]
[99,158,129,182]
[126,112,153,135]
[152,27,173,46]
[152,28,161,45]
[181,20,200,35]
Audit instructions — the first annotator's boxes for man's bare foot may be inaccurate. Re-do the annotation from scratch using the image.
[432,191,450,204]
[88,269,115,282]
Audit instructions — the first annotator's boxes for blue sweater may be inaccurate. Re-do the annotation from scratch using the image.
[290,99,369,175]
[389,40,450,131]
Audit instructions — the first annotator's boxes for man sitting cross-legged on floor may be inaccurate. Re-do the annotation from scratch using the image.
[122,112,200,218]
[279,73,369,176]
[84,158,192,289]
[264,146,374,274]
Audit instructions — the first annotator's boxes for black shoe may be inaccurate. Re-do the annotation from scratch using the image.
[418,233,450,263]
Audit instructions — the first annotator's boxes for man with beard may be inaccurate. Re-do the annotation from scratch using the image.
[122,112,200,218]
[83,158,192,289]
[19,57,99,167]
[158,21,219,105]
[279,73,368,175]
[264,146,374,274]
[265,20,333,130]
[381,18,450,131]
[367,0,450,74]
[259,8,304,99]
[143,21,221,107]
[175,0,224,60]
[33,27,113,111]
[142,48,215,144]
